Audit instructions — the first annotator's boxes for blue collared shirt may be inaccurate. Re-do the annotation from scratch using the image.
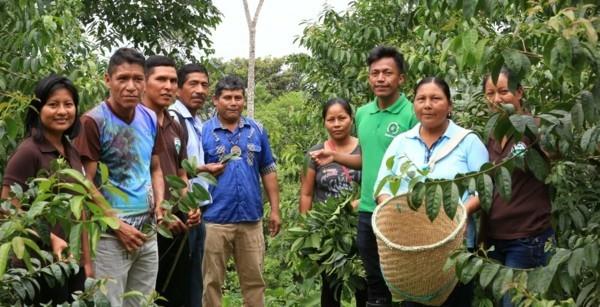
[375,120,488,248]
[169,100,212,205]
[201,116,276,223]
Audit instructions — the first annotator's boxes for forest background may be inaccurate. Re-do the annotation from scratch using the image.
[0,0,599,306]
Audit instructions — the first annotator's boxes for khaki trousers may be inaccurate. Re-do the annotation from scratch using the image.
[202,221,265,307]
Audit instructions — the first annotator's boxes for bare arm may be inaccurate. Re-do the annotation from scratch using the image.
[310,149,362,169]
[463,195,480,216]
[299,168,316,214]
[150,155,165,220]
[81,159,146,253]
[262,171,281,236]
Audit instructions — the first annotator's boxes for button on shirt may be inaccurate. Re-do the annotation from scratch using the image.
[374,120,489,248]
[202,116,276,223]
[169,100,212,205]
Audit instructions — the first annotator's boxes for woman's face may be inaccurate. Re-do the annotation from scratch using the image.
[484,73,523,113]
[324,103,352,141]
[40,88,76,136]
[414,82,451,131]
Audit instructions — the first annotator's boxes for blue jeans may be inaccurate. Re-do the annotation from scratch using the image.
[188,222,206,307]
[487,228,554,307]
[357,212,392,304]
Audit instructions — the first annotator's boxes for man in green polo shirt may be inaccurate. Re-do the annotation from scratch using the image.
[311,46,417,306]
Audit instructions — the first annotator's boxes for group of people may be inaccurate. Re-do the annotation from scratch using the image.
[2,48,280,307]
[1,44,553,307]
[302,46,553,307]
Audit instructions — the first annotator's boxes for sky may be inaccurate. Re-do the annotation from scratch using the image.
[210,0,352,60]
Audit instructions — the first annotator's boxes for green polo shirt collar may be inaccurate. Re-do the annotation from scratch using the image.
[367,94,409,115]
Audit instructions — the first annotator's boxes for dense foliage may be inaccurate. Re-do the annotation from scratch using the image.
[296,0,600,306]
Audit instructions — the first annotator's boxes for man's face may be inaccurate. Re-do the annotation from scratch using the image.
[145,66,178,109]
[178,72,210,113]
[104,63,145,110]
[368,57,405,99]
[213,89,245,123]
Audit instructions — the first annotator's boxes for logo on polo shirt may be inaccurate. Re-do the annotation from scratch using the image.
[174,137,181,154]
[385,122,401,137]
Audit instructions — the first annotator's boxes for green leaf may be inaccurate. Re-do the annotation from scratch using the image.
[157,223,172,239]
[99,162,110,184]
[570,103,584,131]
[198,172,217,186]
[580,91,596,124]
[484,113,500,141]
[0,242,11,276]
[389,178,401,196]
[583,242,598,267]
[509,114,527,134]
[100,216,120,229]
[165,175,187,190]
[462,0,477,21]
[57,182,87,195]
[103,184,129,203]
[425,184,443,222]
[479,262,500,288]
[69,224,82,260]
[70,195,85,219]
[190,184,210,203]
[580,127,597,153]
[58,168,92,189]
[442,182,459,219]
[495,166,512,201]
[477,174,493,212]
[385,155,395,170]
[525,149,549,181]
[409,182,425,210]
[374,175,393,197]
[492,268,513,299]
[567,248,584,277]
[12,236,25,259]
[463,258,484,284]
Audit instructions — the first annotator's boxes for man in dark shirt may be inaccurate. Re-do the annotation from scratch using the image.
[141,55,201,306]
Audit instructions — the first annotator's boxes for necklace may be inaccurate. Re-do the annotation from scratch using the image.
[228,131,242,155]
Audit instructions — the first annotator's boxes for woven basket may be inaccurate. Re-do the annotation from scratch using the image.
[372,194,466,306]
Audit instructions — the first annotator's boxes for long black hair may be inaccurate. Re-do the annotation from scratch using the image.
[322,98,353,120]
[25,74,81,142]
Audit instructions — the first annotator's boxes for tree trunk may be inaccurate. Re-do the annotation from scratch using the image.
[243,0,265,118]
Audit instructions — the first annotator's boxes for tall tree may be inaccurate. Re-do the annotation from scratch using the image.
[81,0,222,61]
[242,0,265,118]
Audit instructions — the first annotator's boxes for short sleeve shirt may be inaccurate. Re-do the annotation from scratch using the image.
[355,94,418,212]
[483,137,552,240]
[3,136,84,189]
[307,143,361,203]
[169,100,212,205]
[74,102,160,227]
[201,116,276,223]
[157,110,188,201]
[374,121,489,248]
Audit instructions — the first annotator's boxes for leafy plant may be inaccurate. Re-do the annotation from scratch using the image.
[285,191,365,304]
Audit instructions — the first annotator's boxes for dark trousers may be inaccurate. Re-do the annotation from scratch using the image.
[188,222,205,307]
[156,213,191,307]
[32,265,86,305]
[357,212,392,305]
[487,228,554,307]
[321,272,368,307]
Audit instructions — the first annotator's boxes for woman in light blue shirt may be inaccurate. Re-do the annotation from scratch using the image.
[374,77,488,306]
